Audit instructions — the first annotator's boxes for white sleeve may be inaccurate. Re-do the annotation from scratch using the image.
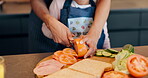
[49,0,60,20]
[42,23,53,39]
[103,22,111,49]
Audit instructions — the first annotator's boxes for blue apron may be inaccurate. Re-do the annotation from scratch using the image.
[60,0,105,49]
[28,0,105,53]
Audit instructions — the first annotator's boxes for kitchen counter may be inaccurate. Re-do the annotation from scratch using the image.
[3,46,148,78]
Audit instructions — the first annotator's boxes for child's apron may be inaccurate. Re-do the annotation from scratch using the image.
[60,0,105,49]
[29,0,105,53]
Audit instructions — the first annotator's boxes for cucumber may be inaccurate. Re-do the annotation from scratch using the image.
[102,51,112,57]
[122,44,134,53]
[96,50,103,57]
[96,50,104,56]
[110,54,117,58]
[106,49,119,54]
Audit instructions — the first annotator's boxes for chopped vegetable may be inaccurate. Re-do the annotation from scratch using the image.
[122,44,134,53]
[96,50,103,57]
[96,49,118,58]
[127,54,148,77]
[59,54,77,65]
[102,51,112,57]
[110,54,116,58]
[106,49,119,54]
[112,50,134,74]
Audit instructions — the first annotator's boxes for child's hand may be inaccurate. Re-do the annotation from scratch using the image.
[79,34,99,58]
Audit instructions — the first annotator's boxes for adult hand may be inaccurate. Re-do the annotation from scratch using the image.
[46,16,74,47]
[80,29,101,58]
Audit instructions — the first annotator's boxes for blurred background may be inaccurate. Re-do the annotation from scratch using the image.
[0,0,148,55]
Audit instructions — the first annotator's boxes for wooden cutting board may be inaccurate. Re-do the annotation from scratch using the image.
[35,55,148,78]
[35,55,115,78]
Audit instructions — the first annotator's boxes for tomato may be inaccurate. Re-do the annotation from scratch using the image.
[52,51,63,60]
[63,48,78,57]
[73,38,88,57]
[59,54,77,65]
[54,51,63,57]
[102,71,129,78]
[52,55,59,61]
[127,54,148,77]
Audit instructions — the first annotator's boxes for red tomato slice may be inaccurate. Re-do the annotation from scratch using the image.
[59,54,77,65]
[102,71,129,78]
[52,55,59,61]
[52,51,63,60]
[54,51,63,56]
[127,54,148,77]
[63,48,78,57]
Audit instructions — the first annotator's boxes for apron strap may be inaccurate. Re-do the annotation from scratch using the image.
[89,0,96,7]
[63,0,96,9]
[63,0,73,9]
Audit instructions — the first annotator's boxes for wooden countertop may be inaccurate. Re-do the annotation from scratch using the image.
[3,46,148,78]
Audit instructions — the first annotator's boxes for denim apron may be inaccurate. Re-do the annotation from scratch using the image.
[29,0,105,53]
[60,0,105,49]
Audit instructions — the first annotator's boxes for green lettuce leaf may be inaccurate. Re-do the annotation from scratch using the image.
[112,50,134,74]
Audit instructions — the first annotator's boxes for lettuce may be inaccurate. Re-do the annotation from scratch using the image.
[112,50,134,74]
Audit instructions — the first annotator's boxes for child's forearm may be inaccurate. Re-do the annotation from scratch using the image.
[88,0,111,38]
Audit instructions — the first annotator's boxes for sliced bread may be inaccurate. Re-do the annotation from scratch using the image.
[44,68,96,78]
[68,59,113,78]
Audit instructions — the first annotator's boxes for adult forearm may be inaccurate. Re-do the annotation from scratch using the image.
[88,0,111,37]
[30,0,52,25]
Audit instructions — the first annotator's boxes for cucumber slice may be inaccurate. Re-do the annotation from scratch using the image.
[122,44,134,53]
[96,50,103,56]
[102,51,112,57]
[106,49,119,54]
[96,51,103,57]
[110,54,117,58]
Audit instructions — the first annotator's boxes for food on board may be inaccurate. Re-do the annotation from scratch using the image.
[96,49,119,58]
[112,50,134,74]
[96,44,134,58]
[102,71,129,78]
[73,38,88,57]
[52,51,63,61]
[58,54,77,65]
[106,49,119,54]
[44,59,112,78]
[34,44,148,78]
[63,48,78,57]
[69,59,113,78]
[33,59,64,76]
[122,44,134,53]
[44,68,95,78]
[52,48,78,65]
[127,54,148,77]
